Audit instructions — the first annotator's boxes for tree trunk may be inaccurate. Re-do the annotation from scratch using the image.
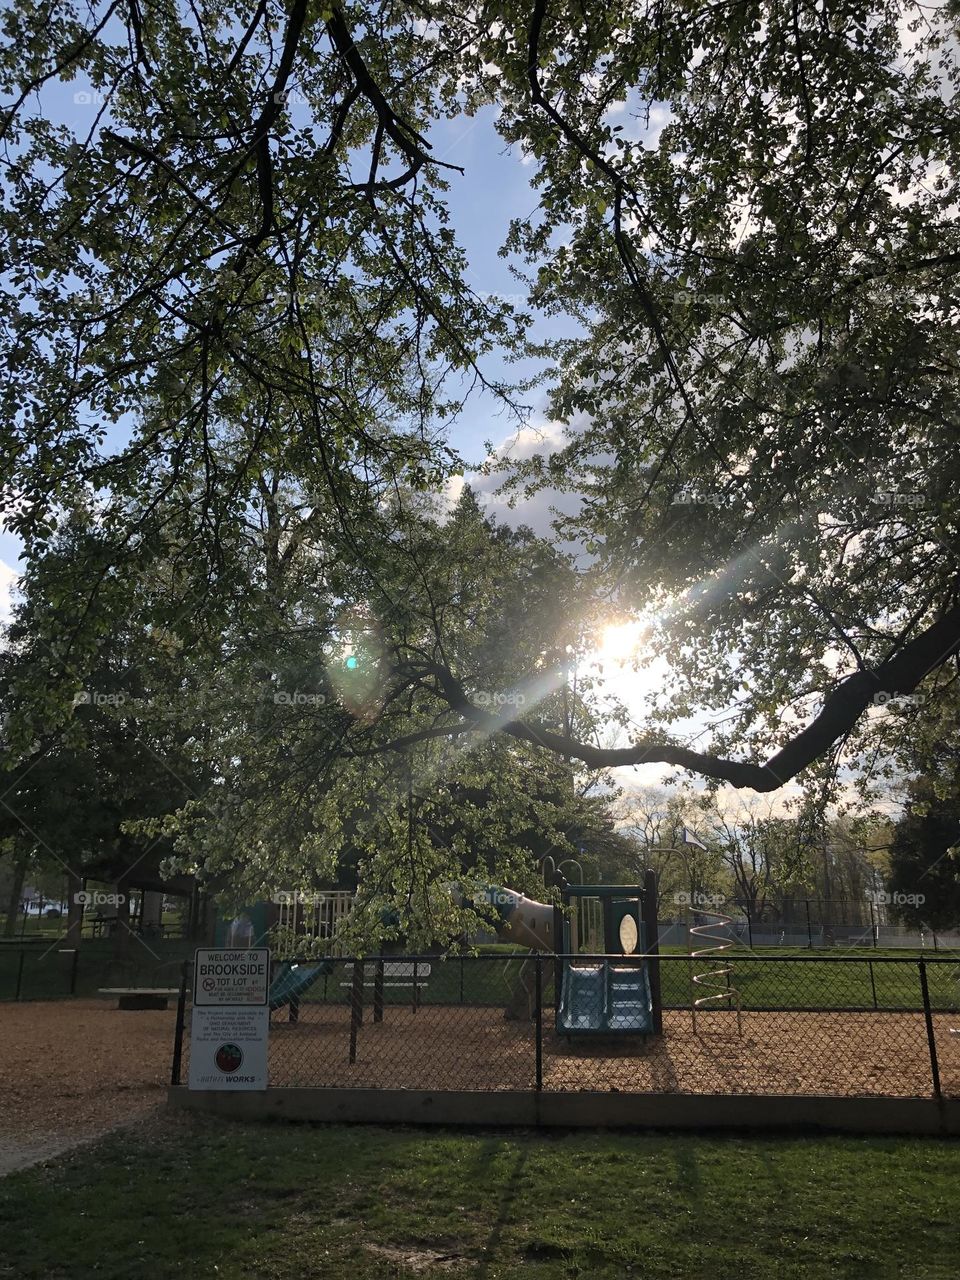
[112,878,131,962]
[141,890,163,936]
[64,868,84,949]
[3,849,29,938]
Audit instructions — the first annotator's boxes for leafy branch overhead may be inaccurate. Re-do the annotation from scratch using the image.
[0,0,958,809]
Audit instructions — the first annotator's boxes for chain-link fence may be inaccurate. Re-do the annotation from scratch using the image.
[0,938,194,1001]
[658,911,960,951]
[172,953,960,1099]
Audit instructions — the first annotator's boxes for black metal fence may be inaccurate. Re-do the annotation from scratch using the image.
[171,953,960,1100]
[0,938,195,1001]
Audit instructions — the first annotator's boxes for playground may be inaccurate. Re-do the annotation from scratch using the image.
[259,1002,956,1097]
[168,875,959,1105]
[1,883,959,1278]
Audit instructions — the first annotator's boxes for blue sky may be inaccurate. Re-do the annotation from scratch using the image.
[0,97,567,579]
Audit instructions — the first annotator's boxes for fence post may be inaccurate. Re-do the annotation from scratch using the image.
[15,950,24,1001]
[170,960,189,1087]
[918,958,942,1100]
[642,868,663,1035]
[868,959,878,1010]
[534,954,543,1092]
[805,899,813,949]
[745,909,753,950]
[459,954,465,1004]
[349,959,364,1064]
[69,948,79,996]
[413,958,420,1012]
[373,957,384,1024]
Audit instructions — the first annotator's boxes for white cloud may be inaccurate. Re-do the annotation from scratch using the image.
[462,419,582,538]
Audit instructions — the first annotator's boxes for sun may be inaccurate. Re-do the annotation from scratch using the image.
[597,619,652,665]
[586,611,669,712]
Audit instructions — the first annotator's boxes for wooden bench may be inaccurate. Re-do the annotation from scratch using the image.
[99,987,180,1011]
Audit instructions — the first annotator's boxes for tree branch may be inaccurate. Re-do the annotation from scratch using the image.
[406,593,960,791]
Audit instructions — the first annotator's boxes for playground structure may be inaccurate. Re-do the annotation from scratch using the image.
[166,869,960,1117]
[260,869,753,1039]
[257,873,665,1034]
[479,869,663,1037]
[689,909,743,1035]
[274,891,354,952]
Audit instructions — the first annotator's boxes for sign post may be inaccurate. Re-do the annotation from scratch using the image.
[188,948,271,1092]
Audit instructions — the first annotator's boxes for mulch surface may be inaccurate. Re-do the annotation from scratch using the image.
[0,998,177,1175]
[1,997,956,1175]
[261,1003,960,1097]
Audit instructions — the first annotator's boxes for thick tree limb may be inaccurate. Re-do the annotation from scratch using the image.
[325,4,462,179]
[406,595,960,791]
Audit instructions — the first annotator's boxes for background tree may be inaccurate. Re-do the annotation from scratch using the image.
[614,787,727,910]
[0,515,212,952]
[887,777,960,931]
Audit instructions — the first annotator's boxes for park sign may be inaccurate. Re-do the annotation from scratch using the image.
[193,948,270,1005]
[188,1004,270,1091]
[188,948,271,1092]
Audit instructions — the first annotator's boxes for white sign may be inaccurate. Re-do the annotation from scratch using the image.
[188,1005,270,1091]
[194,948,270,1005]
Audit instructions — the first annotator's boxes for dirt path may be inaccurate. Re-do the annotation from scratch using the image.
[0,998,177,1176]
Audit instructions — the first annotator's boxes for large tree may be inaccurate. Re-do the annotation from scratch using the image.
[1,0,958,805]
[0,513,213,949]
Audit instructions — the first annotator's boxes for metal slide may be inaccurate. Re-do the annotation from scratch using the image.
[606,964,654,1032]
[559,963,606,1031]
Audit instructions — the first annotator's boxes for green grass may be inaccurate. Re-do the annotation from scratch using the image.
[3,942,958,1012]
[296,953,960,1014]
[1,1117,959,1278]
[657,954,960,1011]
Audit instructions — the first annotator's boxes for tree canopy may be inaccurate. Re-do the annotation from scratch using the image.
[1,0,959,828]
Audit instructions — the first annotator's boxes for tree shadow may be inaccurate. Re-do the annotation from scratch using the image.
[475,1141,531,1279]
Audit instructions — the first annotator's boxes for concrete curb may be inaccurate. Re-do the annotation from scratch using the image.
[168,1087,960,1135]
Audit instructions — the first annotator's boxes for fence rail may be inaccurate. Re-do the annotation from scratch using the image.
[171,952,960,1101]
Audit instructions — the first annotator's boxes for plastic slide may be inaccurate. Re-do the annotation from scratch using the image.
[558,960,653,1034]
[268,960,331,1010]
[480,886,557,950]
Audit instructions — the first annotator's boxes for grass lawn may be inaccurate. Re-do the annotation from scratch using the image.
[2,943,957,1010]
[294,952,960,1014]
[1,1116,958,1279]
